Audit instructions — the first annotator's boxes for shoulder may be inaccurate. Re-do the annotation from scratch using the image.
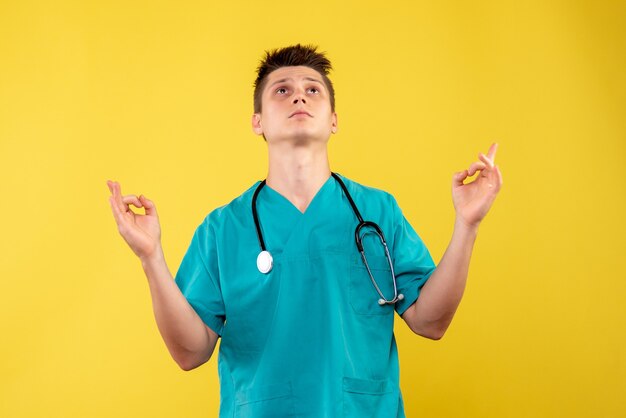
[334,172,399,209]
[197,180,262,231]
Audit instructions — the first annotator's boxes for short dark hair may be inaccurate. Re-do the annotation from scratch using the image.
[253,44,335,114]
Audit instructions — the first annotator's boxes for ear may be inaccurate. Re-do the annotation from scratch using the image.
[331,111,338,134]
[251,113,263,135]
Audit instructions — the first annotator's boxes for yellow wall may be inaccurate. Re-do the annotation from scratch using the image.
[1,1,624,417]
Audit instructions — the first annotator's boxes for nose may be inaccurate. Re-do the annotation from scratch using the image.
[292,88,306,104]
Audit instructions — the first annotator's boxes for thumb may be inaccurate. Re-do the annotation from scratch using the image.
[139,195,158,216]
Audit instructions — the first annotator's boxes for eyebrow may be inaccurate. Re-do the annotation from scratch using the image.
[269,77,323,88]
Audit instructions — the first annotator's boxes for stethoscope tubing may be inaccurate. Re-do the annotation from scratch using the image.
[252,172,404,305]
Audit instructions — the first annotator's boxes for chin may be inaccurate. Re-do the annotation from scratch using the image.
[280,130,330,144]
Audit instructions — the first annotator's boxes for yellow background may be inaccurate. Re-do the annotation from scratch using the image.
[1,0,624,417]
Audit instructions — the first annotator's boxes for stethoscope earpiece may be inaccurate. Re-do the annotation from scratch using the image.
[378,293,404,306]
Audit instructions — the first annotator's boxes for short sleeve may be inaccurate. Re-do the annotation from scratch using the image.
[389,196,437,316]
[174,216,226,336]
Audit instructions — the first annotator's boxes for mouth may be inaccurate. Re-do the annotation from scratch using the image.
[289,110,312,118]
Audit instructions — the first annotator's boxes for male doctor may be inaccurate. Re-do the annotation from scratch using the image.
[107,44,503,417]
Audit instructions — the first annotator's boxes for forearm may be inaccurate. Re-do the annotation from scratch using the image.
[141,247,216,369]
[410,218,478,336]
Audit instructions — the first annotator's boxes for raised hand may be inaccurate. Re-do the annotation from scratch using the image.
[451,143,503,228]
[107,180,162,260]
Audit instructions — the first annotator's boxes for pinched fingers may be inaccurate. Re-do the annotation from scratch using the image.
[475,143,498,171]
[107,180,159,221]
[107,181,143,211]
[467,161,487,176]
[139,194,158,217]
[122,194,143,208]
[478,152,494,169]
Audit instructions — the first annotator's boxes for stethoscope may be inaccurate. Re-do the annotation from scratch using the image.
[252,172,404,306]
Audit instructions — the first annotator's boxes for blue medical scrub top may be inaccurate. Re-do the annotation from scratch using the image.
[175,173,436,418]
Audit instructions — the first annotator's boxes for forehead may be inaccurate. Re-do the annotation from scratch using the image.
[264,66,324,88]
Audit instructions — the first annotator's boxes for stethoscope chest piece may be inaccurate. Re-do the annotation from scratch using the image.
[257,250,273,274]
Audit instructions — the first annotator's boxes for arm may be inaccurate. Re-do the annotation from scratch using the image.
[401,219,477,339]
[107,180,218,370]
[402,143,503,339]
[141,248,219,371]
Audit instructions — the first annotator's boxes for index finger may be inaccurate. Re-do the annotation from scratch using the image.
[487,142,498,161]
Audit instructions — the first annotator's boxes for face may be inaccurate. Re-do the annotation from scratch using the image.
[252,66,338,144]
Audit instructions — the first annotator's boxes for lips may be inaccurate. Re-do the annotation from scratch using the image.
[289,110,312,118]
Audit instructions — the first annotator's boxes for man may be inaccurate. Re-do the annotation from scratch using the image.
[107,44,502,417]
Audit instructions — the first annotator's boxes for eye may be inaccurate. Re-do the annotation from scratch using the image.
[275,87,288,94]
[307,87,319,94]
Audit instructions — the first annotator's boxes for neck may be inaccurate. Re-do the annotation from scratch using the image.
[266,142,331,213]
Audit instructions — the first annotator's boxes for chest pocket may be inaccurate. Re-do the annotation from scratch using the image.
[349,254,396,315]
